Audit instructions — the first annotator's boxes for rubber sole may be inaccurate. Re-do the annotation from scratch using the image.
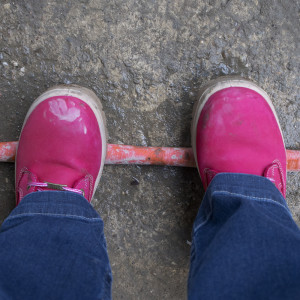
[191,76,285,174]
[16,84,107,200]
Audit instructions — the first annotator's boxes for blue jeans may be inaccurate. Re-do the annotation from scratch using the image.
[0,174,299,299]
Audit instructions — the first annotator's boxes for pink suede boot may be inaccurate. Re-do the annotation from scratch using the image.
[191,76,286,197]
[16,85,107,205]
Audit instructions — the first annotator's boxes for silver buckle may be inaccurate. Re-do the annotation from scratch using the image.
[45,182,67,191]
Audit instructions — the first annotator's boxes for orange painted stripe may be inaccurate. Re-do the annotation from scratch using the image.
[286,150,300,171]
[0,141,299,171]
[106,144,195,167]
[0,141,18,162]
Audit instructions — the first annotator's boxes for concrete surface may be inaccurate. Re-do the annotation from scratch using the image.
[0,0,299,299]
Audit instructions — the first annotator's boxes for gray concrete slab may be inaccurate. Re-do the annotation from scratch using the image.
[0,0,299,299]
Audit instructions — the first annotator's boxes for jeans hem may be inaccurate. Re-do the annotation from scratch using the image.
[209,173,287,206]
[5,191,101,221]
[192,173,290,235]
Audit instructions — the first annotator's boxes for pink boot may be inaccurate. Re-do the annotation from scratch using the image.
[191,77,286,197]
[16,85,107,205]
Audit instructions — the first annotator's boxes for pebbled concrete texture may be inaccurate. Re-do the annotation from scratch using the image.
[0,0,299,298]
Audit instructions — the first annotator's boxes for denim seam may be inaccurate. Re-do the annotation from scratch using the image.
[5,213,101,222]
[193,190,292,234]
[193,190,214,234]
[193,211,213,234]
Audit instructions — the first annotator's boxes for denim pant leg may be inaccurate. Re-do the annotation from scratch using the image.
[0,191,112,300]
[188,173,300,300]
